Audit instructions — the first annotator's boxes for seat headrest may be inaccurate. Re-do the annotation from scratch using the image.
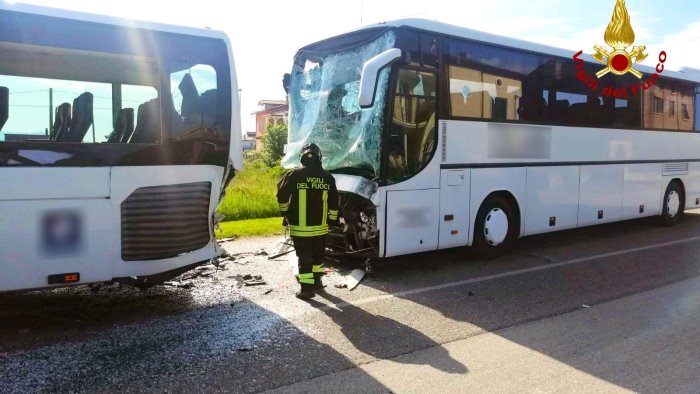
[179,73,200,118]
[65,92,94,142]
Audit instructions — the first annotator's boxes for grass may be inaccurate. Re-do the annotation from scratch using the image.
[217,160,285,222]
[215,217,285,239]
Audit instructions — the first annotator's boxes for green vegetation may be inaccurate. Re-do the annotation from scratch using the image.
[215,217,285,239]
[215,123,293,238]
[260,123,288,167]
[217,159,285,221]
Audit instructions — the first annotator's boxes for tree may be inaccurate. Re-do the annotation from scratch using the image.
[260,123,288,167]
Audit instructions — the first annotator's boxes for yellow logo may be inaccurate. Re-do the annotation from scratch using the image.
[592,0,648,78]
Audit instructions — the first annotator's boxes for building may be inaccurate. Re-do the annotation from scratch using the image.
[253,99,288,151]
[642,82,695,131]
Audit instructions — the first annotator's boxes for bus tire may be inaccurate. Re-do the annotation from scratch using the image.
[659,181,684,227]
[472,195,518,260]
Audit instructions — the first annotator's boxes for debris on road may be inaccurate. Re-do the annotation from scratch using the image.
[346,269,366,291]
[243,275,266,286]
[269,238,295,260]
[164,281,195,289]
[263,289,273,295]
[334,284,348,289]
[582,304,591,308]
[468,291,475,296]
[254,248,268,256]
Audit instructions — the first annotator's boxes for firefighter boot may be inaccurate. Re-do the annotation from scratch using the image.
[313,273,325,291]
[295,284,316,300]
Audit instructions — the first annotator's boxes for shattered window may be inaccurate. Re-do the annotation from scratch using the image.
[283,30,396,177]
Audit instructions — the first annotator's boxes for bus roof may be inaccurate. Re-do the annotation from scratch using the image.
[0,1,230,41]
[343,18,700,84]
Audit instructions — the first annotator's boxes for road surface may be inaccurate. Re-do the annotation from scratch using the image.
[2,212,700,393]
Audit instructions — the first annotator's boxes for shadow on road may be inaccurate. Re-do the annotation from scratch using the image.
[313,291,468,374]
[0,292,393,393]
[350,214,700,392]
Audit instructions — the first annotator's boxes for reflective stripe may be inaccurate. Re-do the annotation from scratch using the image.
[290,224,328,231]
[278,203,289,212]
[299,189,307,227]
[322,190,328,226]
[290,224,328,233]
[290,228,328,237]
[328,209,338,221]
[312,265,324,273]
[298,272,315,284]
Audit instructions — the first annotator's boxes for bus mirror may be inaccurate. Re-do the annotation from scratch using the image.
[358,48,402,109]
[282,73,291,95]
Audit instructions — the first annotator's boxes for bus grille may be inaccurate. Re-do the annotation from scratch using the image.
[121,182,212,261]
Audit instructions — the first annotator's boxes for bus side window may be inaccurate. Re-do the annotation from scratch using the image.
[421,35,439,69]
[387,68,437,183]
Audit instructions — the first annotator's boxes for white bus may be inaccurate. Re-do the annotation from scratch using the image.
[282,19,700,261]
[0,2,242,291]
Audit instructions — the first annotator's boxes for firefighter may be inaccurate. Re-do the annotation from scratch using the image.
[277,143,339,300]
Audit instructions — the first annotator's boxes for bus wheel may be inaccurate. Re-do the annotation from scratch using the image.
[472,195,518,260]
[659,181,684,227]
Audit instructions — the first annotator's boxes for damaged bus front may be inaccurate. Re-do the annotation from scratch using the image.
[283,25,439,259]
[282,28,396,259]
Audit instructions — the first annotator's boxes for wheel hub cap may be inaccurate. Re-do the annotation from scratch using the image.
[667,191,680,217]
[484,208,509,246]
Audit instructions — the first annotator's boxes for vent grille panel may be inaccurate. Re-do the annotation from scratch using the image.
[663,162,689,175]
[121,182,212,261]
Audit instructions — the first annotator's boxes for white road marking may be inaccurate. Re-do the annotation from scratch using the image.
[324,235,700,310]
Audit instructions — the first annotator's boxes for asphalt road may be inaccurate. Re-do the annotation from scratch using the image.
[2,212,700,393]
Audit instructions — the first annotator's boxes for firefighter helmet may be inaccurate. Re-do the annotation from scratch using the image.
[300,143,322,165]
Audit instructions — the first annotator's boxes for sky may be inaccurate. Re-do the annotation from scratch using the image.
[6,0,700,133]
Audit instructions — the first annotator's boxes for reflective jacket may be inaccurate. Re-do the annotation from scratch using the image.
[276,164,339,237]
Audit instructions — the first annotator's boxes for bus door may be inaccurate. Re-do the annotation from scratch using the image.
[383,66,441,257]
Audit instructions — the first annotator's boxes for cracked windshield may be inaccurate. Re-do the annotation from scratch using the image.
[282,30,395,177]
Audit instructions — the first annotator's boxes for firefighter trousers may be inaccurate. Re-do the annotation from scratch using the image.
[291,235,326,289]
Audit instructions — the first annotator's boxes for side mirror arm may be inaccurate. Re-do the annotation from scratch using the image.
[358,48,402,109]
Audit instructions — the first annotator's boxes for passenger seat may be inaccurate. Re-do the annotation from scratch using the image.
[50,103,72,141]
[199,89,218,125]
[129,98,161,143]
[62,92,94,142]
[106,108,134,143]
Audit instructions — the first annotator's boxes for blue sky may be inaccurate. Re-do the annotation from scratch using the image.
[6,0,700,132]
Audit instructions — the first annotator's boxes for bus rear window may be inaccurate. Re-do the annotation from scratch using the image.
[0,75,158,143]
[0,42,161,144]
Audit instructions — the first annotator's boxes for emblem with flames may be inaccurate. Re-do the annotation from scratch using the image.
[592,0,648,78]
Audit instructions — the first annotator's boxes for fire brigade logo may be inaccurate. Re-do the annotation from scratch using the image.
[592,0,647,79]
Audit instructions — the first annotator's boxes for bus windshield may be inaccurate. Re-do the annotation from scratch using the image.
[282,30,396,177]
